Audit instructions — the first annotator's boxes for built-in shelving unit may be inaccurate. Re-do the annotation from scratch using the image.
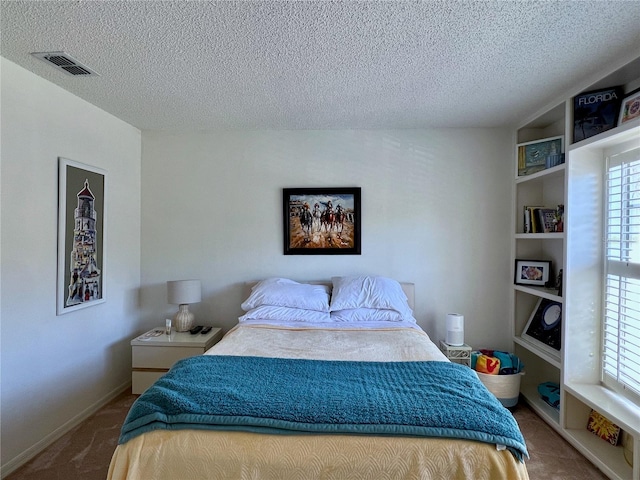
[511,54,640,480]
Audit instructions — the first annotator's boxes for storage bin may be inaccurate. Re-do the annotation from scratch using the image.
[476,371,524,408]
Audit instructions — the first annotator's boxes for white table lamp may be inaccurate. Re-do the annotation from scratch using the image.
[167,280,201,332]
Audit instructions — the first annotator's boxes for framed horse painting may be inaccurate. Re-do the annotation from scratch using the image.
[283,187,361,255]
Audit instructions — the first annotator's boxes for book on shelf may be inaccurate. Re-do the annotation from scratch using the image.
[573,86,624,143]
[537,208,557,233]
[523,206,559,233]
[523,206,543,233]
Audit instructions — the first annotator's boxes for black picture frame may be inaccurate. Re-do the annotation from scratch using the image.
[522,298,562,356]
[283,187,361,255]
[514,259,551,287]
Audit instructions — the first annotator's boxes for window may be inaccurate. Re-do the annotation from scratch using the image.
[604,144,640,404]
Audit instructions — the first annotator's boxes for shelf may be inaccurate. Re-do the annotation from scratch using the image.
[514,284,563,302]
[520,382,561,427]
[515,232,564,240]
[569,117,640,152]
[565,383,640,435]
[514,335,561,368]
[563,428,633,480]
[513,55,640,480]
[516,163,565,183]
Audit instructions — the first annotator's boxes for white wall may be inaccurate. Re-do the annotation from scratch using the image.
[140,129,513,348]
[0,58,142,473]
[0,56,513,474]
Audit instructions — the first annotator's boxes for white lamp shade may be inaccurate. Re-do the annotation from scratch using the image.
[167,280,201,305]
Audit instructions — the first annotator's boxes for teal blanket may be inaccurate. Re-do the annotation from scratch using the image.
[120,355,528,460]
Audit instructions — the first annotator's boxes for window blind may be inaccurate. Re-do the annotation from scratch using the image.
[604,145,640,402]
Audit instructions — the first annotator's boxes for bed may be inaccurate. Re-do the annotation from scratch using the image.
[108,276,529,480]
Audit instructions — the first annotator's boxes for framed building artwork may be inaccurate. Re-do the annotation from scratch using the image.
[57,157,107,315]
[283,187,361,255]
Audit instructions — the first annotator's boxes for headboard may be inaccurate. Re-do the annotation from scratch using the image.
[244,280,415,310]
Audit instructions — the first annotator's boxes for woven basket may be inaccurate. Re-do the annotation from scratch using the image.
[476,371,524,408]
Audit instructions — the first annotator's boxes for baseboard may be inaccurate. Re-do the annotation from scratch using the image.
[0,380,131,478]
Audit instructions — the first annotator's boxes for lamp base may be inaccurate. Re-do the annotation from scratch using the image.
[173,304,195,332]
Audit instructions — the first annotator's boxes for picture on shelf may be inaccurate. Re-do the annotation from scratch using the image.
[517,136,564,177]
[514,259,551,286]
[522,298,562,353]
[618,87,640,125]
[586,409,621,446]
[573,86,623,143]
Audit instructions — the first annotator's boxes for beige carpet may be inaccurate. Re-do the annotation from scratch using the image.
[5,391,607,480]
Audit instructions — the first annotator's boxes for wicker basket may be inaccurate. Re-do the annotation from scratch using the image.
[476,371,524,408]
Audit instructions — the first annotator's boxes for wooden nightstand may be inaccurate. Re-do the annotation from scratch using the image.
[131,326,223,394]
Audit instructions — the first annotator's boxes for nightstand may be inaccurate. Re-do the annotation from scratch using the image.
[439,340,472,366]
[131,326,223,394]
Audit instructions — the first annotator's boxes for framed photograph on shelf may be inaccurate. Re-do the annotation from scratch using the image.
[573,86,623,143]
[283,187,361,255]
[57,157,107,315]
[517,136,564,177]
[514,259,551,287]
[522,298,562,354]
[618,87,640,125]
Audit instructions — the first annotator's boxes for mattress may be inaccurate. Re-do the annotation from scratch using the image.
[108,323,529,480]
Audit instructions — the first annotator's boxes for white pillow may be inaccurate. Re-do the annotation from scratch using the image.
[239,305,331,323]
[329,275,413,318]
[330,308,412,322]
[241,278,330,312]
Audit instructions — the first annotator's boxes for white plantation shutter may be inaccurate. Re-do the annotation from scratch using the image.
[604,145,640,402]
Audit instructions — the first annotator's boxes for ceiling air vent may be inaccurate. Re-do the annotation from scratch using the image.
[30,51,99,77]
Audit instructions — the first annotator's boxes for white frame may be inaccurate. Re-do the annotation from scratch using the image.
[57,157,107,315]
[521,297,562,358]
[514,259,551,286]
[516,135,564,177]
[618,88,640,125]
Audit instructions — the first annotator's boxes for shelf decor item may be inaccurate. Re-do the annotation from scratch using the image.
[618,87,640,125]
[522,298,562,354]
[573,86,623,143]
[586,409,621,446]
[167,279,202,332]
[282,187,361,255]
[517,136,564,177]
[57,157,107,315]
[622,431,634,467]
[514,259,551,286]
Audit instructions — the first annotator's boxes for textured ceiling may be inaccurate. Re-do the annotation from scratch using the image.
[2,0,640,131]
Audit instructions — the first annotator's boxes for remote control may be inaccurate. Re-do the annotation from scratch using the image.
[200,326,212,334]
[189,325,203,334]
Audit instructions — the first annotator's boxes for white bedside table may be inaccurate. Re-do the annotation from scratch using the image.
[131,326,223,394]
[439,340,472,366]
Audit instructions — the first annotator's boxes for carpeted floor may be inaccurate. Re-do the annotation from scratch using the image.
[5,391,607,480]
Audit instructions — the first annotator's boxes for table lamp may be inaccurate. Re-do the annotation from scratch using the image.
[167,279,201,332]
